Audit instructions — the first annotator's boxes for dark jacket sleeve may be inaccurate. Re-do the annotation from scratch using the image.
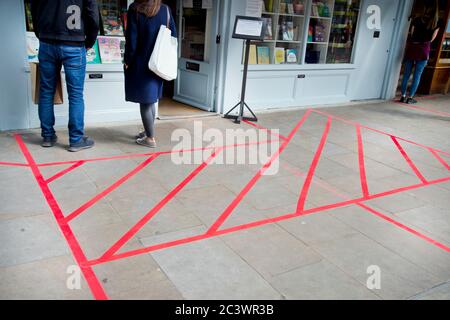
[124,5,138,66]
[83,0,100,48]
[30,0,40,38]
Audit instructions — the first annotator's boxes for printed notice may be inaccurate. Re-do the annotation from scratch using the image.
[235,19,264,37]
[246,0,263,17]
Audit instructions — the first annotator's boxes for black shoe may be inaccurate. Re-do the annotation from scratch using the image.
[41,135,57,148]
[68,137,95,152]
[399,96,407,103]
[407,97,418,104]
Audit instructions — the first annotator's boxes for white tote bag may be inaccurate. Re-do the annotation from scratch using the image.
[148,6,178,81]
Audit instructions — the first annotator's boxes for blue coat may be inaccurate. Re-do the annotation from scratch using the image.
[124,4,177,104]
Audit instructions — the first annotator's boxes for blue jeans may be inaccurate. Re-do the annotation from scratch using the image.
[38,41,86,144]
[401,59,427,97]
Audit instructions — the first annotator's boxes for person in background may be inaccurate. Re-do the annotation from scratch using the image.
[31,0,99,152]
[124,0,177,148]
[400,1,440,104]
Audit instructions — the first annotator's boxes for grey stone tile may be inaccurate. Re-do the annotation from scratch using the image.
[395,205,450,243]
[269,260,379,300]
[277,211,360,245]
[330,205,450,282]
[0,215,69,267]
[221,224,322,279]
[310,231,440,299]
[409,281,450,300]
[92,242,180,299]
[0,255,92,300]
[142,227,283,300]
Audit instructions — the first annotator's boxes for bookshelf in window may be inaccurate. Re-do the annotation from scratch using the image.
[305,0,335,64]
[245,0,307,65]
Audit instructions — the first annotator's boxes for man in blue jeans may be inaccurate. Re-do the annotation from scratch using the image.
[31,0,99,151]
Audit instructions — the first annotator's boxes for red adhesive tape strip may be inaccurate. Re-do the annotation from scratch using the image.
[391,137,428,184]
[207,110,313,235]
[64,155,159,223]
[357,126,370,197]
[99,147,225,261]
[395,101,450,117]
[15,135,108,300]
[297,117,332,213]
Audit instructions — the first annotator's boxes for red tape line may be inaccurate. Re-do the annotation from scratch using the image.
[15,135,108,300]
[296,117,332,213]
[311,109,450,157]
[46,161,85,184]
[242,120,289,141]
[0,162,29,167]
[395,101,450,117]
[357,203,450,253]
[391,137,428,184]
[99,147,224,261]
[206,110,313,235]
[64,155,159,223]
[357,126,370,197]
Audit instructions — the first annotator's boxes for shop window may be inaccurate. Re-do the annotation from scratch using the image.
[24,0,129,65]
[246,0,361,65]
[181,6,212,62]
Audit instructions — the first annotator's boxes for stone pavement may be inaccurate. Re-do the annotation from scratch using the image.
[0,97,449,300]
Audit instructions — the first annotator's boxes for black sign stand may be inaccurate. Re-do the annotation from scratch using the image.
[224,16,265,124]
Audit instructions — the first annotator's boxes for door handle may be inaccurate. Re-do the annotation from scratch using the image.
[182,17,186,40]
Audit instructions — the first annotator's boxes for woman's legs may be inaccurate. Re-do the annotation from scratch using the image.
[139,103,157,139]
[409,60,428,98]
[401,60,414,97]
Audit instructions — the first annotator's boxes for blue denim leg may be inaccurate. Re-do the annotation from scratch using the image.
[59,45,86,144]
[409,60,428,97]
[38,42,61,138]
[401,60,414,96]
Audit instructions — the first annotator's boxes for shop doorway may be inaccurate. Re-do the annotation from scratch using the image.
[352,0,401,100]
[160,0,221,118]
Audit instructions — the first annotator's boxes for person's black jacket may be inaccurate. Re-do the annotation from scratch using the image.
[31,0,100,48]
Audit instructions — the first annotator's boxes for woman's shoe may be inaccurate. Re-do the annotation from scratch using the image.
[136,137,157,148]
[135,131,146,139]
[399,96,407,103]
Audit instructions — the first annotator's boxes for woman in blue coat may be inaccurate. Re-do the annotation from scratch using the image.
[124,0,177,148]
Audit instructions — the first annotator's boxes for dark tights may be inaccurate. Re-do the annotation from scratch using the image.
[139,103,157,138]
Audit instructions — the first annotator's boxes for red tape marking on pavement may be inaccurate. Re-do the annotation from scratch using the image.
[296,117,332,213]
[357,203,450,253]
[206,110,313,235]
[429,149,450,171]
[395,101,450,117]
[0,162,29,167]
[15,135,108,300]
[64,155,159,223]
[357,126,370,198]
[391,137,428,184]
[46,161,85,184]
[99,147,224,261]
[242,120,289,141]
[311,109,450,157]
[286,161,450,253]
[34,140,276,168]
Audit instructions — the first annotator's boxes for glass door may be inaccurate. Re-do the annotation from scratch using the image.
[173,0,220,111]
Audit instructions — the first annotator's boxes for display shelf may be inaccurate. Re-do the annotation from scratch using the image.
[248,0,307,65]
[326,0,361,64]
[247,0,362,66]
